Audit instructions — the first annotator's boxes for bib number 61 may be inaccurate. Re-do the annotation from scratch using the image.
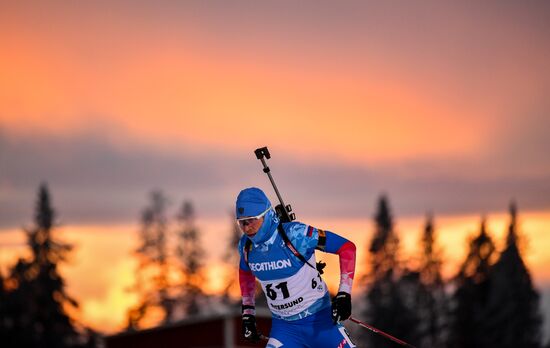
[266,281,290,300]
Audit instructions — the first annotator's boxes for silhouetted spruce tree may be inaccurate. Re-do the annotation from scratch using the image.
[9,183,80,347]
[4,258,34,347]
[415,213,449,348]
[127,190,174,328]
[0,269,8,343]
[176,200,207,317]
[362,195,420,347]
[449,217,496,348]
[221,212,242,306]
[480,202,542,347]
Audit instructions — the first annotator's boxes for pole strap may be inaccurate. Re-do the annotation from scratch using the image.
[348,317,417,348]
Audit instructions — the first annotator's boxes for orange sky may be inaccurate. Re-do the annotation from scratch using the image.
[2,2,549,168]
[0,34,485,164]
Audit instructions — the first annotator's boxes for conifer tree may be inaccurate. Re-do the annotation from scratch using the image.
[449,217,496,348]
[0,269,8,343]
[362,195,419,347]
[415,213,448,348]
[10,183,80,347]
[481,202,542,347]
[5,258,35,346]
[176,200,207,317]
[128,190,174,328]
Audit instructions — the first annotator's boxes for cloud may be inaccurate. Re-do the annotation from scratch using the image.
[1,127,548,229]
[0,126,260,227]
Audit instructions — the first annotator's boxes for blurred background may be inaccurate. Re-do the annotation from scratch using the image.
[1,1,549,347]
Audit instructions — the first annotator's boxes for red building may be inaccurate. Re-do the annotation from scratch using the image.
[105,310,272,348]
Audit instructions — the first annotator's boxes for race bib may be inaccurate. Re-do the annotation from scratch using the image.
[259,255,327,318]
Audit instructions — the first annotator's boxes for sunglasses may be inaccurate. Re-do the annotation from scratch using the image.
[236,206,272,228]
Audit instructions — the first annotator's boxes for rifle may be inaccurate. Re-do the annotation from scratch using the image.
[254,146,295,223]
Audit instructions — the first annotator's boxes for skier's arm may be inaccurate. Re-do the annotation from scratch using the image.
[239,256,262,342]
[239,263,256,315]
[294,223,356,293]
[322,231,356,294]
[320,231,355,322]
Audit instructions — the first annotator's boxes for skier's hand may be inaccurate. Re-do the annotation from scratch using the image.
[332,291,352,323]
[242,314,262,342]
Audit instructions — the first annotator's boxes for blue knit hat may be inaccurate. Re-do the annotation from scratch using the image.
[236,187,271,218]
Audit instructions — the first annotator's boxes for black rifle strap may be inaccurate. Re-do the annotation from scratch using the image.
[244,239,251,264]
[316,228,327,251]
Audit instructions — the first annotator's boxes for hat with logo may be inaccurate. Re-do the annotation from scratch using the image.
[236,187,271,219]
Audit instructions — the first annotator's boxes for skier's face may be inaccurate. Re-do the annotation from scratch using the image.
[236,206,271,238]
[239,217,264,238]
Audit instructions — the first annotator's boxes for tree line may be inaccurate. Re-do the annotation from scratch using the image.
[0,184,97,347]
[361,195,543,348]
[0,184,548,347]
[125,190,210,329]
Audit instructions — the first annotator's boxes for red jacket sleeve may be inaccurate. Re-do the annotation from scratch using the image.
[239,268,256,315]
[335,240,356,294]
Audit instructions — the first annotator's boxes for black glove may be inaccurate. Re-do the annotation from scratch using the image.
[242,314,262,342]
[332,291,352,323]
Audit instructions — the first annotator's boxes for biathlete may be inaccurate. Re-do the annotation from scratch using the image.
[236,187,357,348]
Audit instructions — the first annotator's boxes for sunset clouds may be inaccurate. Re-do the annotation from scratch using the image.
[2,2,549,166]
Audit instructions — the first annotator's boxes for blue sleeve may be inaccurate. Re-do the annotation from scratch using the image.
[284,222,319,259]
[238,236,251,271]
[323,231,349,253]
[284,222,351,257]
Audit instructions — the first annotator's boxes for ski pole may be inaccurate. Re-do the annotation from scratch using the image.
[348,317,417,348]
[254,146,295,223]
